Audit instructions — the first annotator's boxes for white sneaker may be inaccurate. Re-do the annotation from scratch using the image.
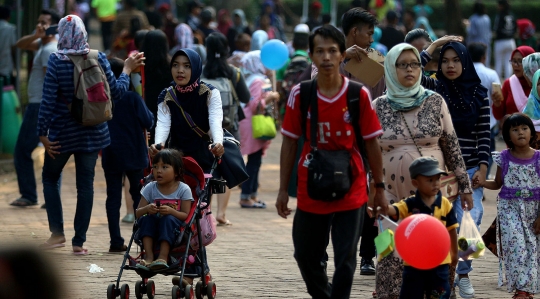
[457,277,475,298]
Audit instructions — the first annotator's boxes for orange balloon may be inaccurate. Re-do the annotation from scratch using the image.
[394,214,450,270]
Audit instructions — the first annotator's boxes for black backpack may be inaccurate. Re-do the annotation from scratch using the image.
[282,55,310,99]
[299,79,370,173]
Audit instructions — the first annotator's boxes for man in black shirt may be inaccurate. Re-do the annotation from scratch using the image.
[379,10,405,51]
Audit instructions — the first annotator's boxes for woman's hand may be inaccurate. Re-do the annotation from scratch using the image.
[460,193,474,210]
[492,91,503,107]
[149,143,163,158]
[124,52,145,75]
[40,136,61,159]
[433,35,463,47]
[147,203,158,215]
[425,35,463,56]
[209,143,224,157]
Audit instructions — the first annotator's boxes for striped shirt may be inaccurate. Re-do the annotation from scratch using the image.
[419,50,491,169]
[37,51,130,153]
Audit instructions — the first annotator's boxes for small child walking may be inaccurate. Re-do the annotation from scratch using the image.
[481,113,540,299]
[386,156,459,299]
[135,149,193,272]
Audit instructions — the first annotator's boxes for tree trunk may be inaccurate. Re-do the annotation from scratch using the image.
[444,0,465,36]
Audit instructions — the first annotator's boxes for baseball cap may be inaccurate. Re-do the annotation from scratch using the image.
[312,1,323,9]
[294,24,310,34]
[409,157,448,179]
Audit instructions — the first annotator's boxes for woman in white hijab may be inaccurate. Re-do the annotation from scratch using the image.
[373,43,472,299]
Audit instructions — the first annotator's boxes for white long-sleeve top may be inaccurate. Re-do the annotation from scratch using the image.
[155,88,224,145]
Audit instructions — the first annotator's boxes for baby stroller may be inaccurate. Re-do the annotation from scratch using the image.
[106,157,227,299]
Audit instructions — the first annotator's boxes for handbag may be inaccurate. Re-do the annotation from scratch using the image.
[305,83,352,201]
[481,215,500,257]
[166,87,249,188]
[400,112,459,201]
[252,101,276,140]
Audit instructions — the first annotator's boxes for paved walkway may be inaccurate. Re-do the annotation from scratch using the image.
[0,133,513,299]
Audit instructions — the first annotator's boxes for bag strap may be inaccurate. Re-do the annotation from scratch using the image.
[166,87,208,139]
[400,111,423,157]
[299,79,318,145]
[309,80,319,149]
[346,81,370,172]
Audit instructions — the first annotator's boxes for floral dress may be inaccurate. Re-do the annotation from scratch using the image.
[373,94,472,299]
[493,149,540,294]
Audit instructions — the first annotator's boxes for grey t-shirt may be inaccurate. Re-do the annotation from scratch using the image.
[141,181,193,204]
[0,20,16,77]
[28,40,58,104]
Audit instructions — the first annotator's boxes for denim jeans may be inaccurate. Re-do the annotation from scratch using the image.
[104,168,144,247]
[137,214,183,247]
[400,264,450,299]
[42,150,99,247]
[487,125,499,177]
[241,149,263,200]
[293,207,363,299]
[452,166,484,275]
[14,103,41,203]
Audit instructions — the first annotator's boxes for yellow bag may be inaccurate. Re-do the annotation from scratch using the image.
[251,102,276,140]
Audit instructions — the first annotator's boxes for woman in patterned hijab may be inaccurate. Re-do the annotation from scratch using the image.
[54,14,90,60]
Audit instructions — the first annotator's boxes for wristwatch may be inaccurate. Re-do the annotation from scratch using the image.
[375,183,386,190]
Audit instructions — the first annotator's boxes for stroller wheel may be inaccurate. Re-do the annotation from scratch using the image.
[147,280,155,299]
[195,281,203,299]
[135,280,143,299]
[206,281,216,299]
[172,285,181,299]
[107,283,117,299]
[185,284,194,299]
[120,284,130,299]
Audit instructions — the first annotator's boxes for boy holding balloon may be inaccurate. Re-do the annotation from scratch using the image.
[386,156,459,299]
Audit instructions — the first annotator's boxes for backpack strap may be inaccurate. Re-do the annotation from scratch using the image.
[346,81,370,172]
[300,79,317,141]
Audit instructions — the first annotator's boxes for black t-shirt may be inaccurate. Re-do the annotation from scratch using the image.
[379,26,406,51]
[144,10,162,29]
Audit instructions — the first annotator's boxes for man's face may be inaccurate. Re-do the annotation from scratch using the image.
[38,14,52,30]
[349,24,374,49]
[309,35,344,76]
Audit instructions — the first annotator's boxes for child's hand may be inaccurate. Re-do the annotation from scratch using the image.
[533,217,540,235]
[147,203,158,215]
[158,205,174,216]
[451,250,459,266]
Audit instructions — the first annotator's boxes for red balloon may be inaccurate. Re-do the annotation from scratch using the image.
[394,214,450,270]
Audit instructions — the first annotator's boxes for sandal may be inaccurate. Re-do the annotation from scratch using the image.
[149,259,169,271]
[136,260,150,271]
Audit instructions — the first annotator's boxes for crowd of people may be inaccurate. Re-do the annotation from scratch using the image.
[1,0,540,298]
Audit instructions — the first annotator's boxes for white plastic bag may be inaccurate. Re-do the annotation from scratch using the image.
[457,210,485,261]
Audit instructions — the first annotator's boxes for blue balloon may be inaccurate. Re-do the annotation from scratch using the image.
[260,39,289,70]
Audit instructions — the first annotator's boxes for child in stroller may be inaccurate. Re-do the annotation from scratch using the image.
[107,148,226,299]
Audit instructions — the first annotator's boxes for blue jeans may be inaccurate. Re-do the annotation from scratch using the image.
[452,166,484,275]
[487,125,499,177]
[293,207,363,299]
[104,168,144,248]
[14,103,41,203]
[241,149,263,200]
[42,150,99,247]
[400,265,450,299]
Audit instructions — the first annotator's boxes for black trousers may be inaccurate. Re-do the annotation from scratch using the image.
[359,207,377,260]
[100,20,114,52]
[293,207,363,299]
